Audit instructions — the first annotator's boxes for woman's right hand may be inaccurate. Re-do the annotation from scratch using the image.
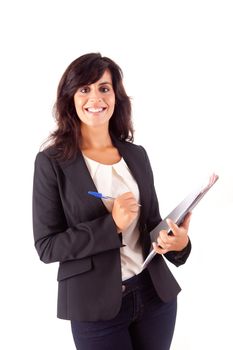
[112,192,139,233]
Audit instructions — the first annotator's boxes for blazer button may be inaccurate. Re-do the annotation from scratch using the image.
[122,285,126,292]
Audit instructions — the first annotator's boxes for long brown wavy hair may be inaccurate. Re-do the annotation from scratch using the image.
[45,53,134,160]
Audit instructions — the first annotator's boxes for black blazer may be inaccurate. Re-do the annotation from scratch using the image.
[33,138,191,321]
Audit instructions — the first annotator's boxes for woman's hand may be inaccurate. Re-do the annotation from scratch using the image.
[153,212,192,254]
[112,192,139,233]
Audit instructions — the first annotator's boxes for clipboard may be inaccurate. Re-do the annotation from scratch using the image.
[142,173,219,269]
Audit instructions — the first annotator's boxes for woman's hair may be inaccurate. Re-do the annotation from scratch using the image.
[45,53,134,160]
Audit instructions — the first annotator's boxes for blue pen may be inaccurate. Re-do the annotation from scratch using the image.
[88,191,115,200]
[88,191,141,206]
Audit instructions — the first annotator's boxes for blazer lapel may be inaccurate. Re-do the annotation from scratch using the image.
[113,139,150,225]
[60,151,109,217]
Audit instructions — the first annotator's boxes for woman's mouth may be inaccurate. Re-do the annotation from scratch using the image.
[85,107,106,113]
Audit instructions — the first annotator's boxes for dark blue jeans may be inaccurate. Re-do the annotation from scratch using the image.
[71,269,177,350]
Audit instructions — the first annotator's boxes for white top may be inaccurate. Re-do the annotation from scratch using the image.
[83,154,143,281]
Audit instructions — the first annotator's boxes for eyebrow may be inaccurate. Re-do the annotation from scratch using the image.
[98,81,113,86]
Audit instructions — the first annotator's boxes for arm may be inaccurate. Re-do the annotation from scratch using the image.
[32,152,122,264]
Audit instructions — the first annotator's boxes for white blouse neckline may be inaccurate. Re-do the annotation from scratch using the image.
[82,154,125,179]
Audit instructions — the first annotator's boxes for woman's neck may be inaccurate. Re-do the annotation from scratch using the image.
[80,125,113,151]
[80,125,121,164]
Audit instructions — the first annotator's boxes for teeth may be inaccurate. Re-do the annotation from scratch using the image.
[87,107,104,113]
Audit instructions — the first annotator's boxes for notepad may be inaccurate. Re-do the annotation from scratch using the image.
[142,173,219,269]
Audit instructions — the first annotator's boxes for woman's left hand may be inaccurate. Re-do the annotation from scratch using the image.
[153,212,192,254]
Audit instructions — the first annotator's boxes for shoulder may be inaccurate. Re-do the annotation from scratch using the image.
[114,138,148,156]
[34,146,61,176]
[35,145,67,165]
[119,140,151,165]
[116,140,154,173]
[35,147,54,165]
[34,146,82,174]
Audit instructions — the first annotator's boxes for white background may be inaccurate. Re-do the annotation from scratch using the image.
[1,1,232,349]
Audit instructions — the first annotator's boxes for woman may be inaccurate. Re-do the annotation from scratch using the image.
[33,53,192,350]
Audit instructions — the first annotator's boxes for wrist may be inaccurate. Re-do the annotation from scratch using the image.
[179,235,189,252]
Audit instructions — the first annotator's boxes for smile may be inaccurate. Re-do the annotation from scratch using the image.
[85,107,106,113]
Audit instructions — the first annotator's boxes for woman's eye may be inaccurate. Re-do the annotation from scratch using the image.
[79,86,90,93]
[100,86,110,93]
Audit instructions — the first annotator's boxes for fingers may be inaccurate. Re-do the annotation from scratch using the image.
[156,230,173,250]
[152,242,169,255]
[166,218,179,235]
[153,213,192,254]
[166,212,192,235]
[116,192,139,212]
[112,192,140,232]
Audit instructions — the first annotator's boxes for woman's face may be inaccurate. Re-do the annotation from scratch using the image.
[74,69,115,128]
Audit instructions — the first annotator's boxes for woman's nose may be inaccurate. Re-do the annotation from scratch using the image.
[88,89,102,102]
[89,97,102,102]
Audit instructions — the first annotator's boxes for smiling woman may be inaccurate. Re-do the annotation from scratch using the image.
[33,52,192,350]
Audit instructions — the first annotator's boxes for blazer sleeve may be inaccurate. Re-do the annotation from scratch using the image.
[32,152,122,264]
[141,146,192,267]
